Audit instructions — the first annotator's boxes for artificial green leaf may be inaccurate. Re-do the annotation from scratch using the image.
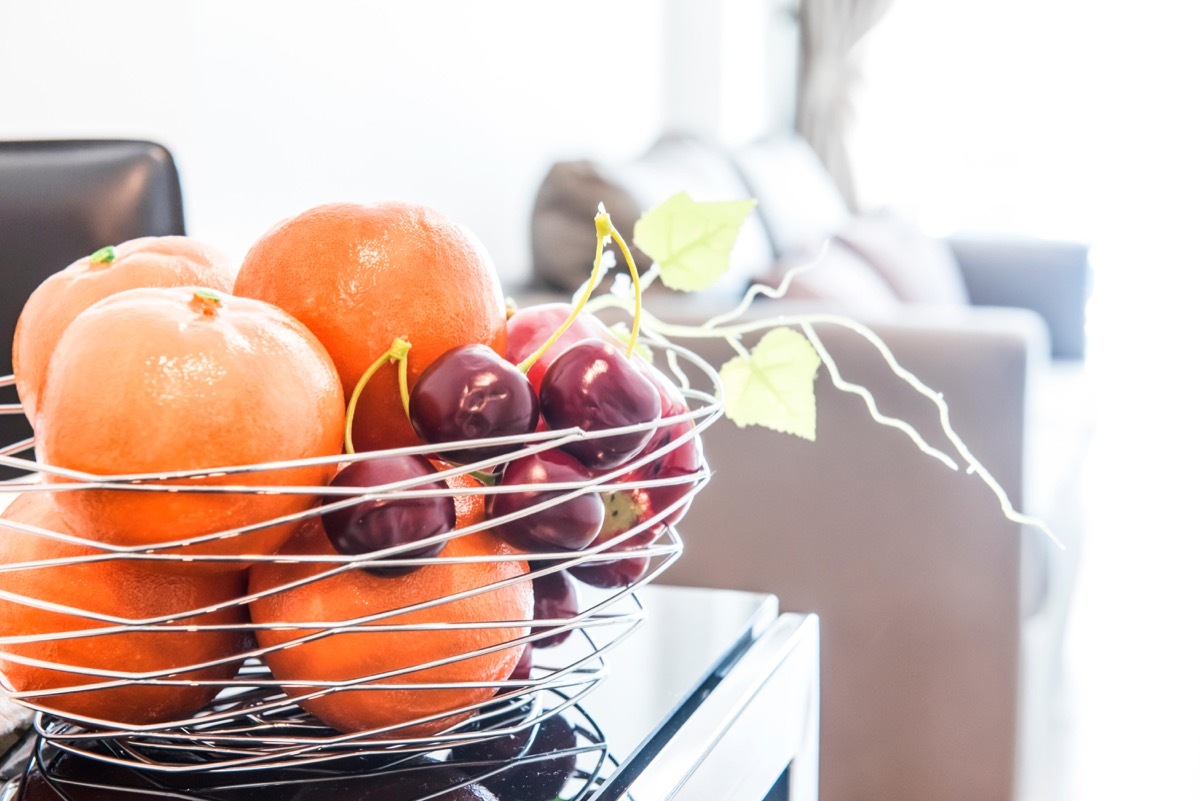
[719,328,820,440]
[633,192,757,292]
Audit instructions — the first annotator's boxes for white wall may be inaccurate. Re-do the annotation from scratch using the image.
[0,0,674,284]
[660,0,798,145]
[850,0,1200,245]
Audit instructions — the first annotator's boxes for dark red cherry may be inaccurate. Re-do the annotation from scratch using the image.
[409,344,540,464]
[486,449,603,552]
[531,571,579,648]
[505,303,619,393]
[539,339,661,470]
[322,455,453,576]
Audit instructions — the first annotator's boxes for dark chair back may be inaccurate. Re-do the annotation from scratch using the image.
[1,140,186,478]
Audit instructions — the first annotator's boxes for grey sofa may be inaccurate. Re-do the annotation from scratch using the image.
[524,134,1093,801]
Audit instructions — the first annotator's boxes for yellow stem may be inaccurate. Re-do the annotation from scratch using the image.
[605,223,643,358]
[516,209,609,374]
[343,338,412,454]
[397,346,412,419]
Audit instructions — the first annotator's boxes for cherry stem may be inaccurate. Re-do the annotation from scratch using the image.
[90,245,116,265]
[516,214,606,374]
[598,215,643,358]
[516,206,642,371]
[344,337,412,454]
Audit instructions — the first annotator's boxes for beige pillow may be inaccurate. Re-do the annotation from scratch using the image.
[733,135,851,255]
[835,213,969,306]
[770,239,903,315]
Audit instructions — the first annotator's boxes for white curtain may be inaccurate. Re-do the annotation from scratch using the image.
[796,0,896,210]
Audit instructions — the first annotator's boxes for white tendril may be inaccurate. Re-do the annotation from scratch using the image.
[797,321,959,471]
[665,347,691,392]
[584,256,1058,547]
[640,263,661,291]
[807,314,1064,549]
[726,335,751,361]
[610,270,632,298]
[702,239,831,330]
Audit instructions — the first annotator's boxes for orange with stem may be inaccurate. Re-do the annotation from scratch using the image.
[36,287,345,570]
[12,236,234,425]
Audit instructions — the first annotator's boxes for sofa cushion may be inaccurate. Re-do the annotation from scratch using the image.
[836,213,970,306]
[770,240,903,315]
[530,134,774,297]
[732,135,851,255]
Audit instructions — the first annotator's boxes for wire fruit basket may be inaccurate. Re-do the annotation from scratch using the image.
[22,691,617,801]
[0,336,721,776]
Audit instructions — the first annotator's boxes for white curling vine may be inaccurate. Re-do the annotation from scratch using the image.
[585,193,1058,546]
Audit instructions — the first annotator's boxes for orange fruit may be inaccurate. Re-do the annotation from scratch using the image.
[234,202,507,453]
[12,236,234,425]
[36,287,345,570]
[0,492,251,727]
[247,473,532,737]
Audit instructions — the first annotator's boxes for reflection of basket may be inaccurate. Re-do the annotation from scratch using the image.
[0,340,721,774]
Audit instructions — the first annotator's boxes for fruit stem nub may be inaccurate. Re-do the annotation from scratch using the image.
[90,245,116,265]
[344,338,412,454]
[469,469,498,486]
[190,290,222,316]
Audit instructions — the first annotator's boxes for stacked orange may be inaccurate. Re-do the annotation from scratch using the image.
[3,203,530,736]
[0,494,250,726]
[249,473,531,738]
[234,202,509,452]
[236,202,527,736]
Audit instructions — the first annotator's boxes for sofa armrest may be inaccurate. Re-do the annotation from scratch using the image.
[947,234,1092,360]
[637,296,1049,801]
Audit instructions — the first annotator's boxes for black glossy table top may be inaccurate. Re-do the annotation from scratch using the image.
[0,585,804,801]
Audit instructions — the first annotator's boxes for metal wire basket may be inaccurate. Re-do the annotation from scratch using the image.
[20,691,616,800]
[0,338,722,774]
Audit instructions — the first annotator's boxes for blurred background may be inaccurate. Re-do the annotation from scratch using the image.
[3,1,1198,798]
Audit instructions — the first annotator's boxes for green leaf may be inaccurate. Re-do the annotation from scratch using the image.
[719,328,821,440]
[633,192,756,292]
